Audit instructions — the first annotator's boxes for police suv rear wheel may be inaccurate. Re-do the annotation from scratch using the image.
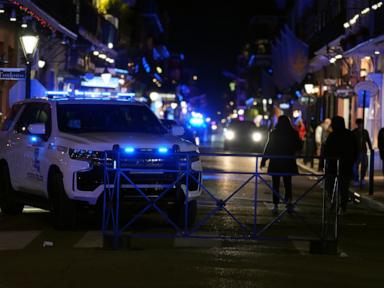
[51,172,77,229]
[0,164,24,215]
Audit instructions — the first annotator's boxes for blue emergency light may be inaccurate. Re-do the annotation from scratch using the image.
[124,147,135,154]
[45,90,136,100]
[158,147,169,154]
[189,118,204,127]
[30,136,38,143]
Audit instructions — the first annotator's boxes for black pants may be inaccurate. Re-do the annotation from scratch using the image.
[318,145,325,171]
[272,175,292,205]
[353,153,368,182]
[382,159,384,176]
[326,175,351,211]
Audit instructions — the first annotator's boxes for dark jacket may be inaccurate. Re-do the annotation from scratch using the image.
[261,123,302,174]
[324,117,358,177]
[352,128,372,153]
[378,128,384,160]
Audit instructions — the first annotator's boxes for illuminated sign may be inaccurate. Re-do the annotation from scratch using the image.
[279,103,290,109]
[158,93,176,101]
[0,68,25,80]
[81,76,119,88]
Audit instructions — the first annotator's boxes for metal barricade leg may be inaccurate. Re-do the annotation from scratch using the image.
[252,156,259,239]
[311,159,338,255]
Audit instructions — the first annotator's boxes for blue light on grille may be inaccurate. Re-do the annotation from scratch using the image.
[189,117,204,127]
[124,147,135,153]
[30,136,38,143]
[158,147,168,154]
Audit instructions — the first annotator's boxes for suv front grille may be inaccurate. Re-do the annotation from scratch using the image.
[76,150,200,192]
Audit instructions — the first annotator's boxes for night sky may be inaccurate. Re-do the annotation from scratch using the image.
[158,1,281,115]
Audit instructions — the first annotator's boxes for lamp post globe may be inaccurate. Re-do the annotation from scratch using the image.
[20,33,39,99]
[101,67,112,84]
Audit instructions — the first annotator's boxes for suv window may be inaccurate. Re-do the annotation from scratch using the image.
[1,103,23,131]
[14,103,51,140]
[57,104,166,134]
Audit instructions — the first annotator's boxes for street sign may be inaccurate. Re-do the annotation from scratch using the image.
[358,92,371,108]
[336,87,353,98]
[354,80,378,108]
[354,80,378,97]
[0,68,26,80]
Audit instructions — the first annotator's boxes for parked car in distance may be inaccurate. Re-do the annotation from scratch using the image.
[223,120,268,152]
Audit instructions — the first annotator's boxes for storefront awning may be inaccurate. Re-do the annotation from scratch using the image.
[343,34,384,57]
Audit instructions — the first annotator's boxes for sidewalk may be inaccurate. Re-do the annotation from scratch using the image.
[297,160,384,212]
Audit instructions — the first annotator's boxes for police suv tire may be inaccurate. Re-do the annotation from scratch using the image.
[0,164,24,215]
[51,172,77,230]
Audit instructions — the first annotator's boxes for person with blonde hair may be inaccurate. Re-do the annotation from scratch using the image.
[315,118,331,171]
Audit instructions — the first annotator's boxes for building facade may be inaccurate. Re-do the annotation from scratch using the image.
[273,0,384,150]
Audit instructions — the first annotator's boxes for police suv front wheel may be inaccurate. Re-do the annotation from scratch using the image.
[0,164,24,215]
[50,171,77,230]
[169,188,197,228]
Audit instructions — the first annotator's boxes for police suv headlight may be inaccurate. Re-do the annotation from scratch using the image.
[69,148,104,162]
[179,152,200,168]
[252,132,263,142]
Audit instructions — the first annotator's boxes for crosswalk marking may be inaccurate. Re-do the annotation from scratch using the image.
[0,229,316,255]
[0,231,41,250]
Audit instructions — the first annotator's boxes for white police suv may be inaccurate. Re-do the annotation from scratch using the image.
[0,97,202,228]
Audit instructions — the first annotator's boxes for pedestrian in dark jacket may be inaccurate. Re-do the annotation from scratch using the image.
[324,116,358,212]
[352,118,372,186]
[261,115,302,213]
[378,127,384,175]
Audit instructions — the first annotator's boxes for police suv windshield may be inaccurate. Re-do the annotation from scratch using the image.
[57,104,167,134]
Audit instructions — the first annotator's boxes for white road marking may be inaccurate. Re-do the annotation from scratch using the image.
[74,231,103,248]
[0,231,41,250]
[291,240,308,255]
[23,207,49,213]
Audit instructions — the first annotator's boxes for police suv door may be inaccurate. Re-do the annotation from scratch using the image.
[12,103,51,194]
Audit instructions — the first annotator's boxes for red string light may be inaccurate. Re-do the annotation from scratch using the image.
[8,0,57,33]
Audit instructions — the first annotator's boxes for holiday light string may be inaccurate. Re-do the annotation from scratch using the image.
[8,0,56,32]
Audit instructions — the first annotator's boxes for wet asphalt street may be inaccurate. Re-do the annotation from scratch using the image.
[0,146,384,288]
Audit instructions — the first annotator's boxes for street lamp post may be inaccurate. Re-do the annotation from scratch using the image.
[20,33,39,99]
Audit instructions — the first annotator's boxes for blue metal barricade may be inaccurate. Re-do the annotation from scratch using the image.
[101,150,340,250]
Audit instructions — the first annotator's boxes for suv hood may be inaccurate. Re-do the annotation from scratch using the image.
[58,132,196,152]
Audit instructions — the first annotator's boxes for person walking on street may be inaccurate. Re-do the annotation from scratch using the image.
[261,115,303,213]
[315,118,331,171]
[324,116,358,213]
[378,127,384,175]
[352,118,373,187]
[304,119,316,168]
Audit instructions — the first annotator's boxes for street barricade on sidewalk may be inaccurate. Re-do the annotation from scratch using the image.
[101,149,340,253]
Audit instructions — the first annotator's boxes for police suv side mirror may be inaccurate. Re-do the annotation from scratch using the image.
[27,123,46,135]
[171,125,185,136]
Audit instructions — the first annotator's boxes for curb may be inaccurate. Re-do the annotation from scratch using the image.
[360,195,384,212]
[297,162,384,212]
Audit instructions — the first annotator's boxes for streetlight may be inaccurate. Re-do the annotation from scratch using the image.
[20,32,39,99]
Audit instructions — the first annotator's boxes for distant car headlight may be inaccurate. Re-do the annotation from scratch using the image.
[252,132,263,142]
[225,130,235,140]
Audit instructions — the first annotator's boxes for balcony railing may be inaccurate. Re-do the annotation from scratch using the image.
[299,0,346,52]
